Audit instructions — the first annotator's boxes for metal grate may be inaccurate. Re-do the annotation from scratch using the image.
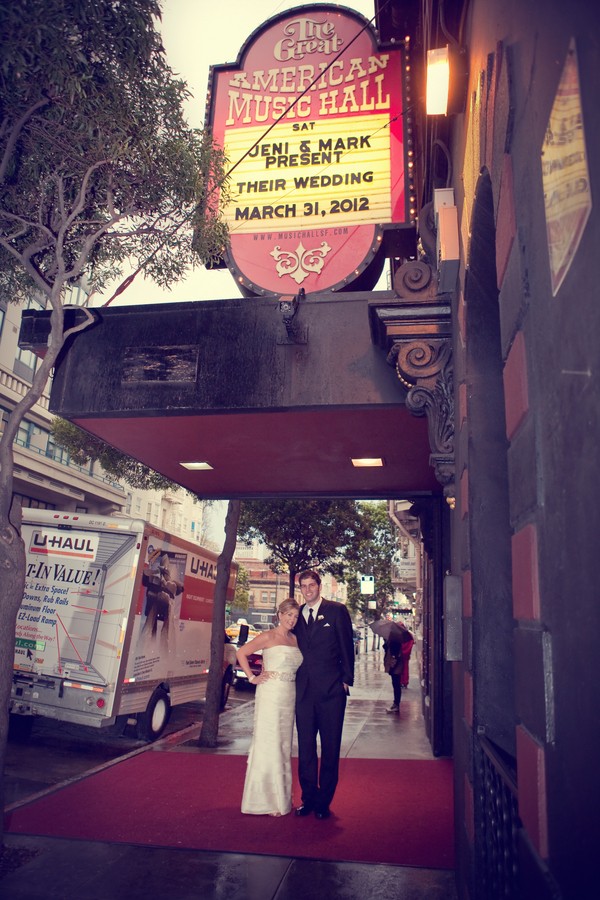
[475,735,520,899]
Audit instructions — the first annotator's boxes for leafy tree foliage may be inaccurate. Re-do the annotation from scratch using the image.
[51,418,180,491]
[0,0,229,303]
[344,501,398,620]
[232,564,250,613]
[0,0,229,824]
[238,499,368,595]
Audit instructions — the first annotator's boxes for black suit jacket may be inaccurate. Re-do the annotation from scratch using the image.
[295,598,355,703]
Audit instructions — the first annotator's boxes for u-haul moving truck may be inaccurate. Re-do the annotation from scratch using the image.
[11,510,237,741]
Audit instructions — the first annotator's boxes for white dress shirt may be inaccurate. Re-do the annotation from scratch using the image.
[304,599,322,623]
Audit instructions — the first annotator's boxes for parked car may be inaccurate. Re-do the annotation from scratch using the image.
[233,646,263,688]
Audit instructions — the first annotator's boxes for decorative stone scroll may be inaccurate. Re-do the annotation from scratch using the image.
[393,259,438,300]
[369,255,455,503]
[387,337,455,503]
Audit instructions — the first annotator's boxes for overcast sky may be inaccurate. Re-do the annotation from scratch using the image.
[95,0,378,307]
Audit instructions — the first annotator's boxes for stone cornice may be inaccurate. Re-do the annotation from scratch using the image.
[369,265,455,503]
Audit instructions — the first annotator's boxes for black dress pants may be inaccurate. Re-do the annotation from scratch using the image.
[296,689,347,811]
[390,672,402,706]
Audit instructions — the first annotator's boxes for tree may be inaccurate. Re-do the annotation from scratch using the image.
[0,0,229,829]
[198,499,240,747]
[238,499,368,595]
[232,564,250,614]
[345,501,398,623]
[51,418,182,491]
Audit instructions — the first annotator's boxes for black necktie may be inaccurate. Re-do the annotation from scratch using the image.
[307,608,314,629]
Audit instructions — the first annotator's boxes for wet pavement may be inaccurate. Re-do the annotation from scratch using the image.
[2,642,458,899]
[4,689,249,808]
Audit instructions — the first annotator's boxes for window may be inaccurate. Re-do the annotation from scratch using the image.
[12,493,56,511]
[46,435,70,465]
[14,346,40,382]
[63,281,90,307]
[14,297,45,382]
[0,405,10,436]
[16,419,34,448]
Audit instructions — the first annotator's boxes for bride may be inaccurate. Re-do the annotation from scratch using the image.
[236,598,303,816]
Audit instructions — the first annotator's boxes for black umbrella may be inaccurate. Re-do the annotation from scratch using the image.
[369,619,406,642]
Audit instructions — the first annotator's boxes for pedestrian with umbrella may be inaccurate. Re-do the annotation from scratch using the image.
[370,618,415,714]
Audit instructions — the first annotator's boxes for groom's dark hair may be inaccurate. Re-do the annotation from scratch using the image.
[298,570,321,586]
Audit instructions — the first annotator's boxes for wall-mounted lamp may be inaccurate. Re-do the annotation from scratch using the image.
[426,46,450,115]
[426,44,468,115]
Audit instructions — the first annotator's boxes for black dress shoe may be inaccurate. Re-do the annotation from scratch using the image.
[315,808,331,820]
[294,805,313,817]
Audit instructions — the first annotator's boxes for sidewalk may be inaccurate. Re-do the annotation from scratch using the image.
[2,644,458,899]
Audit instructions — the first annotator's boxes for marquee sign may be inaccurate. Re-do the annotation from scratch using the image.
[206,3,411,295]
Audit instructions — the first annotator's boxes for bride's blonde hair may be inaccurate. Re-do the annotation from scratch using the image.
[277,597,300,618]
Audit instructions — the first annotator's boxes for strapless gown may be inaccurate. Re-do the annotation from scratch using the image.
[241,644,303,816]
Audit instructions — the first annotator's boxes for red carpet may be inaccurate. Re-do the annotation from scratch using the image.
[5,753,454,869]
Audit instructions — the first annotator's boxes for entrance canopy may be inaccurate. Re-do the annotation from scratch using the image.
[23,294,441,499]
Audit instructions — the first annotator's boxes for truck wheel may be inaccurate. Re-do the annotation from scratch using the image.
[220,666,233,710]
[137,688,171,741]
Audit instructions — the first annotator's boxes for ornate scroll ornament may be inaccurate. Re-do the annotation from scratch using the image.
[270,241,332,286]
[393,259,438,299]
[388,338,455,501]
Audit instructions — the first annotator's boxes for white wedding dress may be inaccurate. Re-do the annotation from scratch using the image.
[241,644,303,816]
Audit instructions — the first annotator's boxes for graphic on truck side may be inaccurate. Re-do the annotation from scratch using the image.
[17,526,134,686]
[13,513,237,732]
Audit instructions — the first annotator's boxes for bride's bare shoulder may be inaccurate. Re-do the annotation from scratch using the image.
[263,629,282,647]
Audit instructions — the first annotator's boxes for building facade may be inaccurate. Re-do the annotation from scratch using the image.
[231,539,348,628]
[1,293,125,515]
[412,2,599,897]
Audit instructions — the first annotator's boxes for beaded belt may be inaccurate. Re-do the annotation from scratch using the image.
[264,671,296,682]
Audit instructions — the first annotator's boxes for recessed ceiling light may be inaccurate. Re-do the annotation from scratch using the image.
[179,461,214,471]
[351,457,385,468]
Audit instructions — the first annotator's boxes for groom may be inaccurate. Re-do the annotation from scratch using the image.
[294,570,355,820]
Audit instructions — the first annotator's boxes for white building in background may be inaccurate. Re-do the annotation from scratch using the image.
[1,291,125,516]
[119,486,212,548]
[0,291,209,545]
